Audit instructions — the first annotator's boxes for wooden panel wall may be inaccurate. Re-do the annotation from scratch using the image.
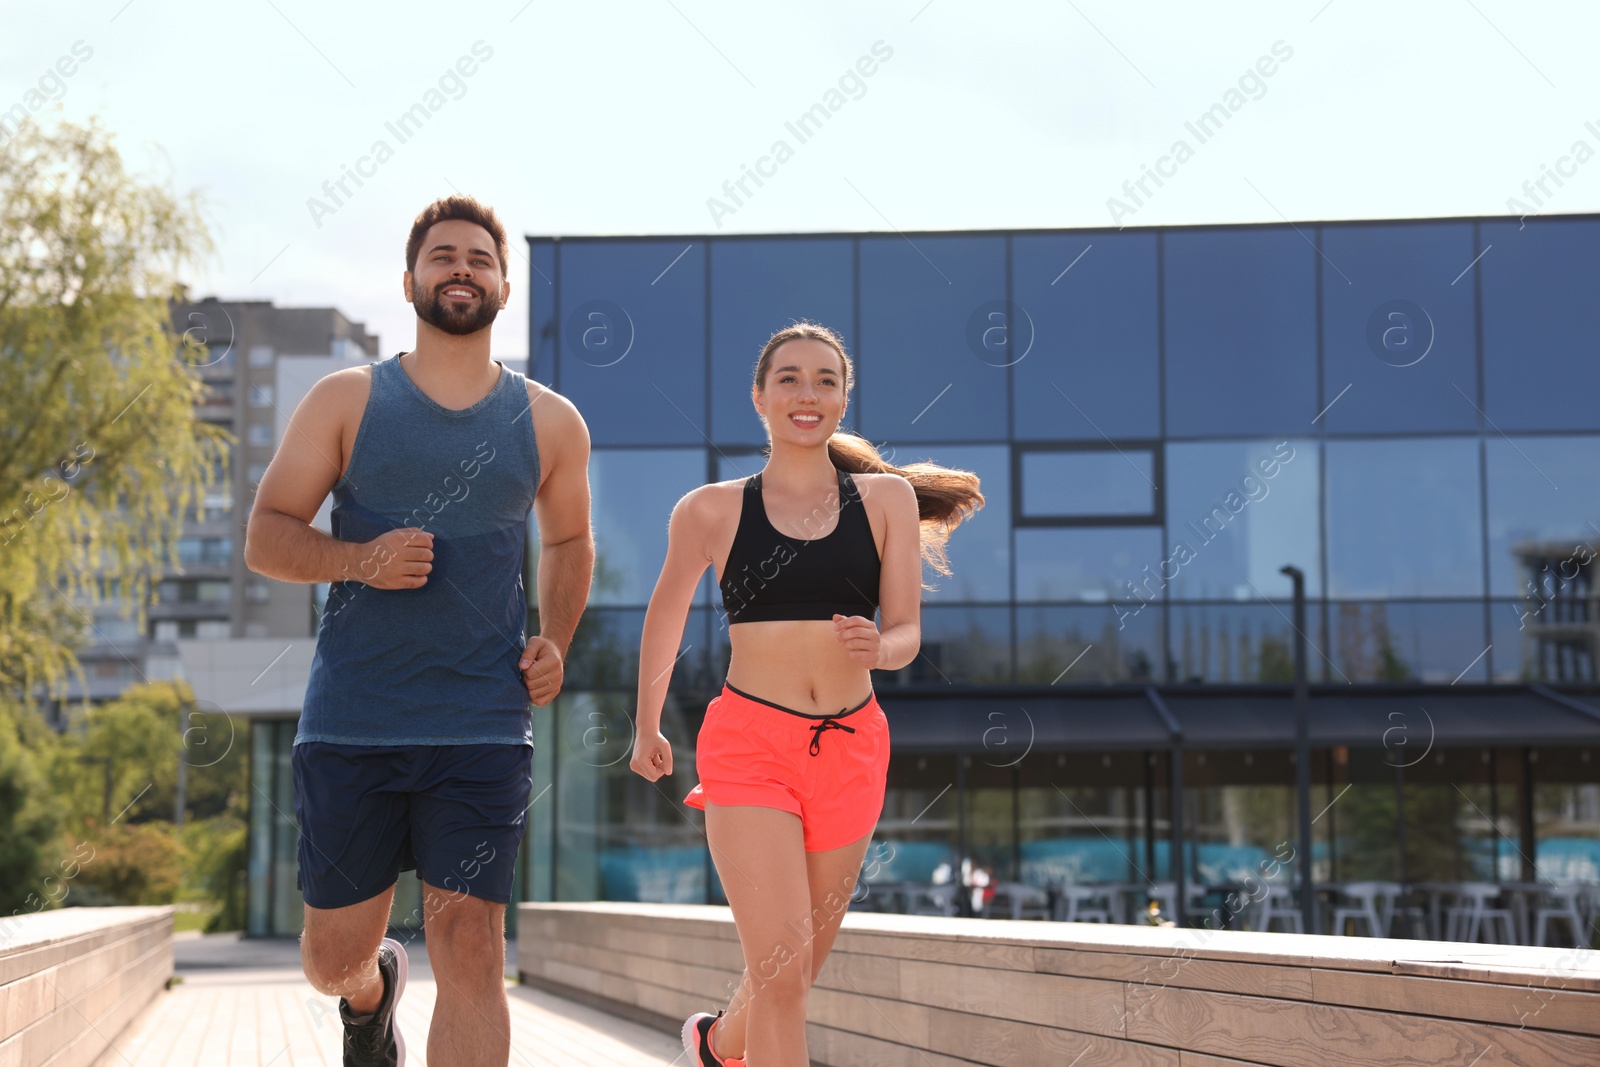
[0,907,174,1067]
[517,903,1600,1067]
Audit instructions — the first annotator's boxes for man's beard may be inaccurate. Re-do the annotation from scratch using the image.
[414,282,502,336]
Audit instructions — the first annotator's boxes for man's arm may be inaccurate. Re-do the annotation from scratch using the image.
[529,389,594,658]
[243,370,433,590]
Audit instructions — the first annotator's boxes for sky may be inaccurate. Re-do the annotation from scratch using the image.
[6,0,1600,361]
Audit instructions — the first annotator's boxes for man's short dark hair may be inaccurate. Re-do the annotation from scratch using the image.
[406,195,509,277]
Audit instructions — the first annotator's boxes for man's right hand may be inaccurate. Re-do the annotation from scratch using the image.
[348,527,434,589]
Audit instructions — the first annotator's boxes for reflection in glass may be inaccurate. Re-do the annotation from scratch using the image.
[589,449,707,606]
[567,607,712,693]
[710,238,855,444]
[1484,436,1600,598]
[1020,447,1155,519]
[859,235,1007,441]
[1164,440,1319,600]
[1482,218,1600,431]
[557,241,706,445]
[1532,744,1600,883]
[528,239,557,386]
[1017,604,1161,685]
[555,690,710,902]
[1012,232,1159,441]
[1319,222,1478,433]
[1329,601,1487,683]
[1167,604,1304,684]
[1015,527,1163,602]
[1163,228,1317,436]
[876,605,1011,686]
[1492,596,1598,683]
[1326,438,1483,598]
[916,445,1008,603]
[868,754,960,900]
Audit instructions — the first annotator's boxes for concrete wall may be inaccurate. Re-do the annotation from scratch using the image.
[517,902,1600,1066]
[0,907,173,1067]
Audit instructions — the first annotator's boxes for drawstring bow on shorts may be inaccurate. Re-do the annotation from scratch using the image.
[807,712,856,756]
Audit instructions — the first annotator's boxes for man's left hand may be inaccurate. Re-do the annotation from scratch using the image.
[519,636,564,706]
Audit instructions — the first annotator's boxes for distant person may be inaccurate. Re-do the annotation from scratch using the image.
[628,322,983,1067]
[245,195,594,1067]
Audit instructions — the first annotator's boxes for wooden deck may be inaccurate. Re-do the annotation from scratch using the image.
[101,933,683,1067]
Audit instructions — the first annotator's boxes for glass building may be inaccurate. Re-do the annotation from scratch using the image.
[241,215,1600,933]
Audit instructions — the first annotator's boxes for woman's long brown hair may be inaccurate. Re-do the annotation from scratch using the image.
[753,321,985,577]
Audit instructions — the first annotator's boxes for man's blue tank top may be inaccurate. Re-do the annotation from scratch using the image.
[296,353,539,747]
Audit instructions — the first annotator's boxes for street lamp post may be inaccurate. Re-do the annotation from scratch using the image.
[1279,565,1316,935]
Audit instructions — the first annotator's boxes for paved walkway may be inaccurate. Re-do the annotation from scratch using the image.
[100,933,686,1066]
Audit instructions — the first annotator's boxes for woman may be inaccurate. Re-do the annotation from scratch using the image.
[629,321,983,1067]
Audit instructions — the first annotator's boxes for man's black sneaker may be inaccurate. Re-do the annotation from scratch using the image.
[340,937,408,1066]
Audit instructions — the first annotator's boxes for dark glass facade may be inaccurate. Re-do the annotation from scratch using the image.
[518,217,1600,914]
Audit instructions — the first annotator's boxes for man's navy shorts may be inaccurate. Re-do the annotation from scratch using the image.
[291,742,534,911]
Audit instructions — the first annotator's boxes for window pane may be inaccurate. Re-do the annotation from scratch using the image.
[590,449,707,606]
[1164,440,1319,600]
[1012,232,1159,441]
[1483,218,1600,431]
[715,451,766,484]
[1319,222,1478,433]
[555,690,710,902]
[1164,228,1317,436]
[528,239,557,386]
[1492,599,1598,683]
[1484,436,1600,597]
[1326,438,1483,597]
[1016,527,1163,602]
[859,235,1007,442]
[873,754,960,890]
[875,605,1011,685]
[1021,447,1155,520]
[710,238,855,445]
[916,445,1008,603]
[1017,604,1161,685]
[1330,601,1487,683]
[1168,603,1311,684]
[557,241,705,445]
[567,608,713,692]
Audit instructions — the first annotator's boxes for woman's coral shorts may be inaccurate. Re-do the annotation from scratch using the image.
[684,682,890,852]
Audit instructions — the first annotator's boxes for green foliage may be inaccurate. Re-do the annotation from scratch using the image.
[1255,636,1295,683]
[0,117,222,707]
[0,700,64,913]
[183,812,247,932]
[71,820,185,905]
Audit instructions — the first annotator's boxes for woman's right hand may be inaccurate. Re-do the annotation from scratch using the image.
[630,730,673,781]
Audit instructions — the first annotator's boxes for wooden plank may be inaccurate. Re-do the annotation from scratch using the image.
[1038,947,1317,1003]
[807,984,933,1051]
[1311,968,1600,1039]
[1128,985,1600,1067]
[926,1006,1179,1067]
[898,957,1126,1038]
[806,1020,985,1067]
[1391,958,1600,994]
[831,930,1038,973]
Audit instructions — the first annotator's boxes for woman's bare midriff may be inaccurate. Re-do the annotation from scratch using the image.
[724,620,874,717]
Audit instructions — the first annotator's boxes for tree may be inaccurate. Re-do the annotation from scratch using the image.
[1,118,222,706]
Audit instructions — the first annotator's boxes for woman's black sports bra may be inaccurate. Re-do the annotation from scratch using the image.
[718,468,881,624]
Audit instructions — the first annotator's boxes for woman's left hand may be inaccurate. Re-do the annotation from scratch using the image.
[832,614,881,668]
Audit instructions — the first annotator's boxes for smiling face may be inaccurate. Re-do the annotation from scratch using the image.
[404,218,510,336]
[753,337,848,442]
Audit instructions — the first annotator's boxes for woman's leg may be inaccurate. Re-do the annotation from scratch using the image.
[713,830,875,1061]
[704,802,815,1067]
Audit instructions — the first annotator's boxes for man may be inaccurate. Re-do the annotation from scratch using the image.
[245,194,593,1066]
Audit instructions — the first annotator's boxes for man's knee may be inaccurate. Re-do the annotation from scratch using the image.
[425,897,505,979]
[300,935,379,998]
